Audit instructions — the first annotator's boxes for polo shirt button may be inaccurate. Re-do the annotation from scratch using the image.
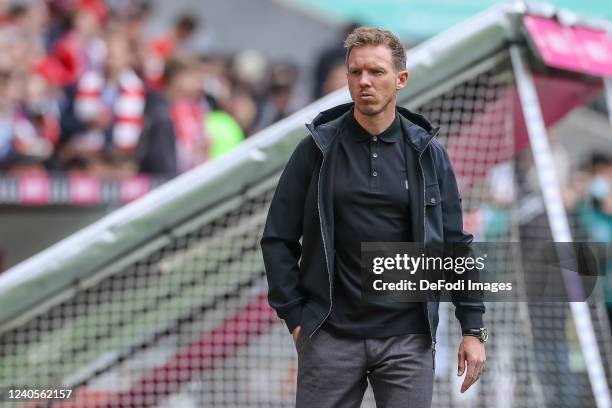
[372,171,378,177]
[373,136,378,142]
[372,153,378,158]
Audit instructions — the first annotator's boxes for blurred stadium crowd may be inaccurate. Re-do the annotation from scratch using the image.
[0,0,327,178]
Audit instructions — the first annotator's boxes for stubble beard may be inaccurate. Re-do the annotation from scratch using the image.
[355,93,395,117]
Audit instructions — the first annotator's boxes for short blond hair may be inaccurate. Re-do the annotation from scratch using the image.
[344,27,406,72]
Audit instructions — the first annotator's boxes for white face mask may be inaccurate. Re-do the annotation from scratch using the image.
[590,176,610,200]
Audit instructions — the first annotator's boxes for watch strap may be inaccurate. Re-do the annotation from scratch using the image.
[462,327,488,342]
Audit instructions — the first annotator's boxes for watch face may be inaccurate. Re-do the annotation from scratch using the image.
[481,328,489,342]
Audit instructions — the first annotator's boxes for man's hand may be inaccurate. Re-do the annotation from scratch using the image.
[292,325,302,346]
[457,335,486,393]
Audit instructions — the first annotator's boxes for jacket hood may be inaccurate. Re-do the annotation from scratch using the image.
[305,102,440,154]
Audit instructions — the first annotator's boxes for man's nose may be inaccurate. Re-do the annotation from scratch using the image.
[359,72,372,87]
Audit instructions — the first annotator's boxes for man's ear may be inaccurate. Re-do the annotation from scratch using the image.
[396,70,409,90]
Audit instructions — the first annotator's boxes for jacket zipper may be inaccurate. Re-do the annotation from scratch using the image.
[418,135,437,354]
[306,128,333,338]
[306,125,438,348]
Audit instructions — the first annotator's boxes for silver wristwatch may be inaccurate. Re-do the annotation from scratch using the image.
[462,327,488,343]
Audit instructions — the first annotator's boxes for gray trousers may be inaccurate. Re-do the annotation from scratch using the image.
[295,327,434,408]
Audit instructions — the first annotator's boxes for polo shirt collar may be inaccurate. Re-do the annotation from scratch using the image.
[346,109,400,143]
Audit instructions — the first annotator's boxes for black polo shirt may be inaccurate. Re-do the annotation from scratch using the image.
[323,109,428,338]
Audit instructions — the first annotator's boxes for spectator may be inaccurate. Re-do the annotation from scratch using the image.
[205,110,244,160]
[10,1,49,55]
[197,54,233,112]
[116,1,150,75]
[58,31,145,177]
[321,61,347,96]
[228,49,267,135]
[166,58,210,171]
[22,72,61,161]
[572,153,612,329]
[144,14,199,90]
[137,89,177,176]
[0,0,9,25]
[311,22,359,99]
[228,85,258,136]
[50,1,107,86]
[0,68,56,172]
[253,62,298,132]
[138,57,210,174]
[193,55,244,159]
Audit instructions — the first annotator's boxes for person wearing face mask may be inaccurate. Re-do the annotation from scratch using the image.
[575,153,612,330]
[579,154,612,239]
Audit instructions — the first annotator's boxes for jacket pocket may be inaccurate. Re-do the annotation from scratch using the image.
[425,183,441,206]
[425,184,443,242]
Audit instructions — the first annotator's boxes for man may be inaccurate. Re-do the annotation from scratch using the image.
[261,27,487,408]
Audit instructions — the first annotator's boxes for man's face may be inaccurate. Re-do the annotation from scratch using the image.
[347,44,408,117]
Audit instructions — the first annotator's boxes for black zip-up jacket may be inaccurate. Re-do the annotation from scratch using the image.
[260,102,485,348]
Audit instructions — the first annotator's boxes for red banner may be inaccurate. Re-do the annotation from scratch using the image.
[0,173,165,206]
[18,172,51,205]
[120,176,151,203]
[69,174,102,205]
[524,15,612,77]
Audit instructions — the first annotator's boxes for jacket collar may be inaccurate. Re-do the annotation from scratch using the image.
[306,102,440,154]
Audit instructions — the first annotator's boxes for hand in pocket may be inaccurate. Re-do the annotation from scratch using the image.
[292,325,302,346]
